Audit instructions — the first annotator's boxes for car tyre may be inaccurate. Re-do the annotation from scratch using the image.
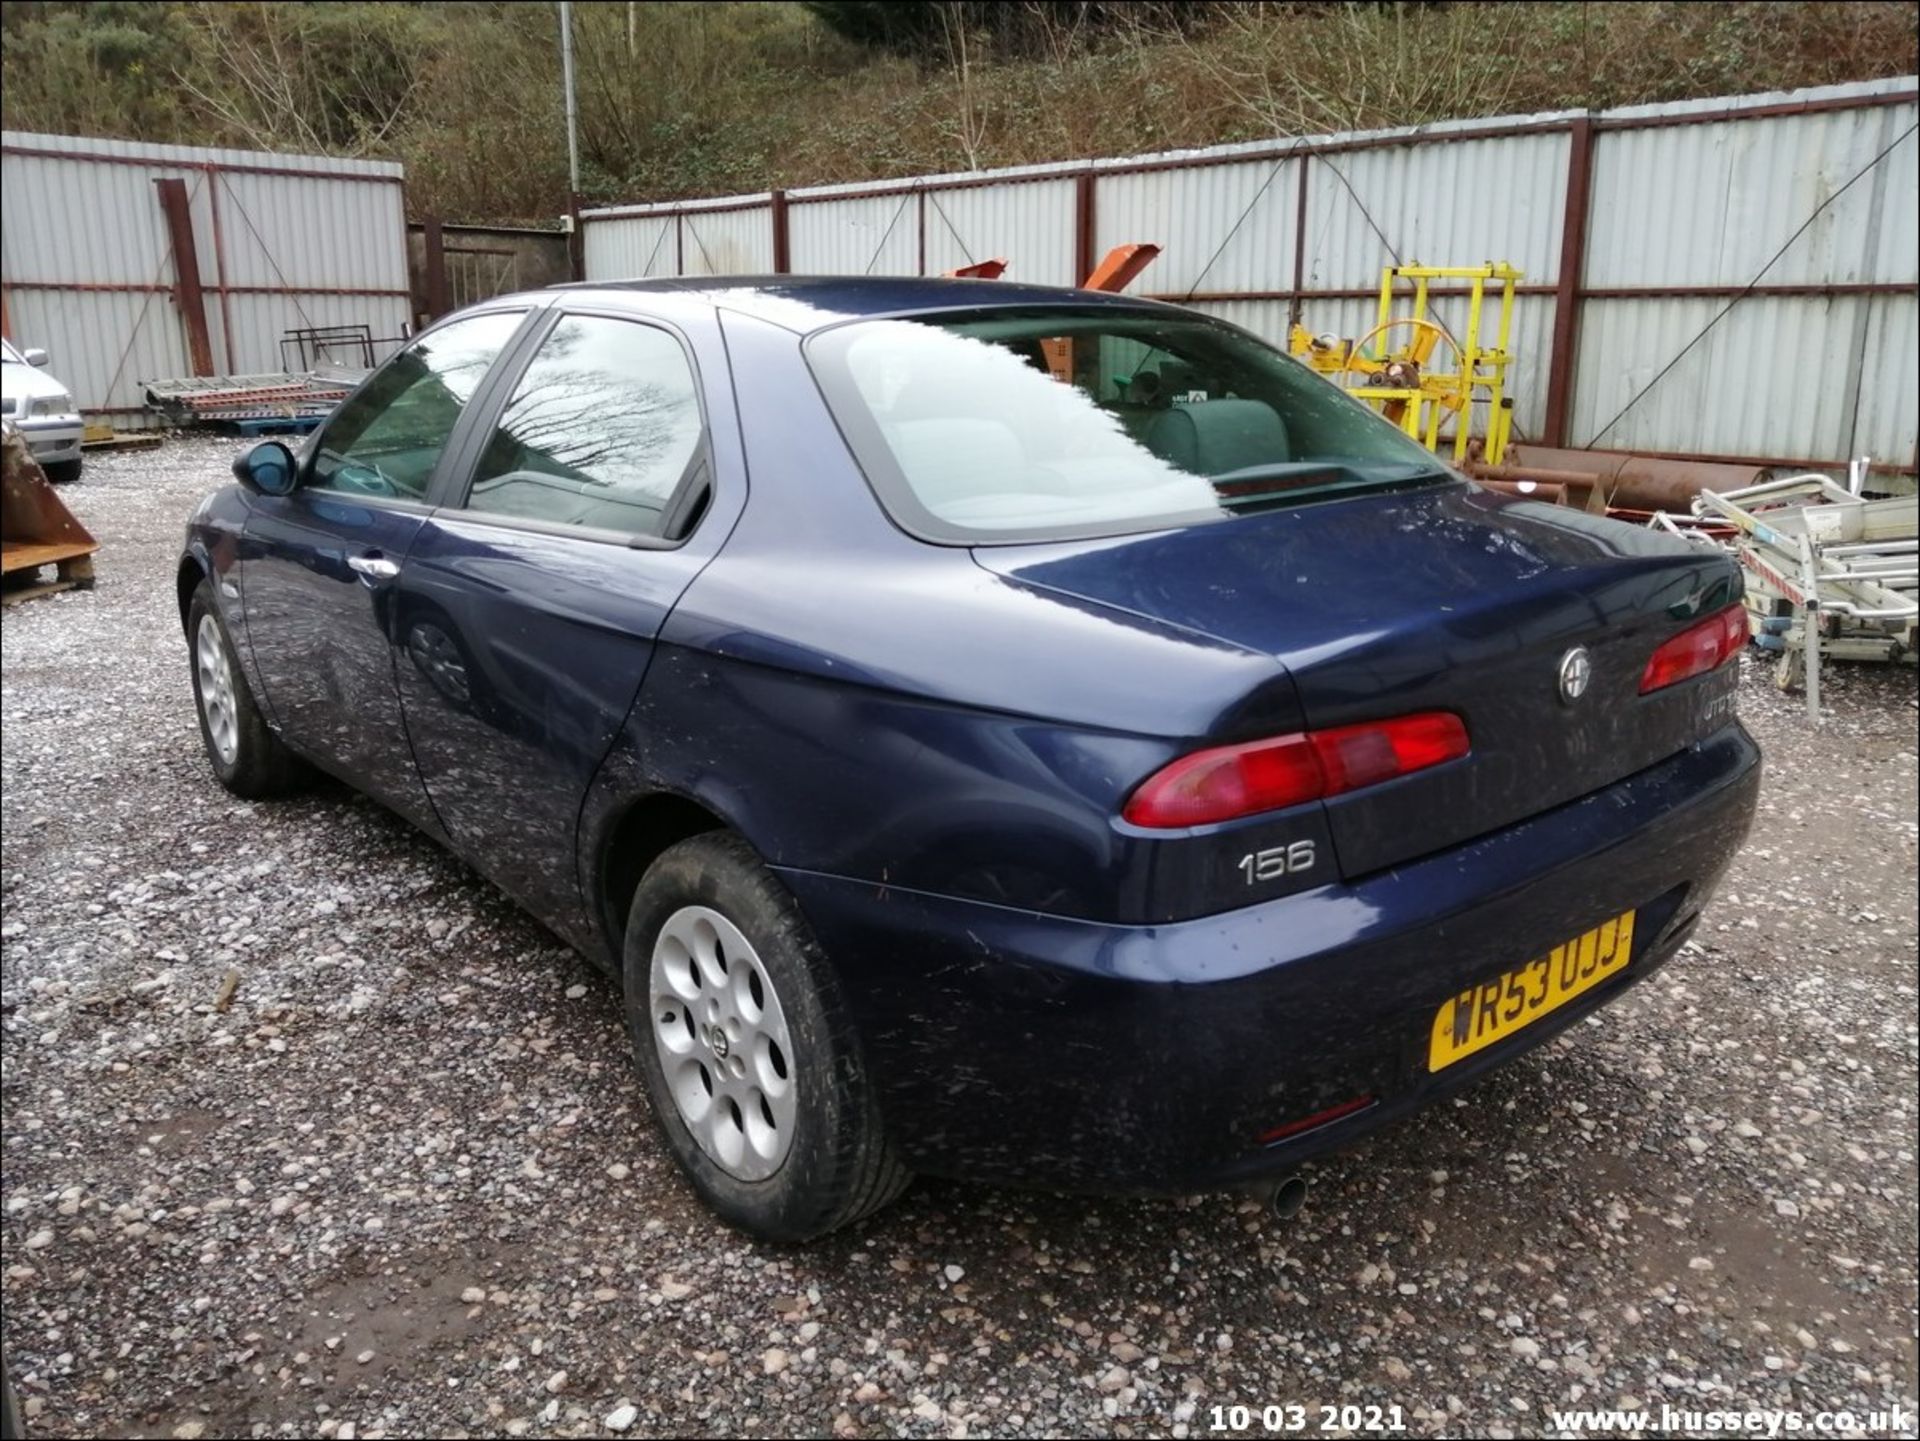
[624,832,911,1241]
[43,457,81,485]
[187,576,308,798]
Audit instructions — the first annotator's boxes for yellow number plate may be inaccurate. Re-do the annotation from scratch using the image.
[1428,910,1636,1071]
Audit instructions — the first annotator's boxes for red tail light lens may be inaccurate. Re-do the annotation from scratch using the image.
[1639,604,1749,694]
[1310,710,1472,793]
[1122,711,1469,829]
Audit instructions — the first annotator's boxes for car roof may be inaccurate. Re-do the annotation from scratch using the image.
[548,275,1172,331]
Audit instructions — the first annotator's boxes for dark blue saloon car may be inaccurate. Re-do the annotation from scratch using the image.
[179,278,1760,1239]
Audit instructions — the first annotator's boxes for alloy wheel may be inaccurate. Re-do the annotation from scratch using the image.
[649,905,797,1181]
[196,614,240,766]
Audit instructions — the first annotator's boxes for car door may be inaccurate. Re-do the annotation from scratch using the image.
[389,302,742,937]
[236,307,534,829]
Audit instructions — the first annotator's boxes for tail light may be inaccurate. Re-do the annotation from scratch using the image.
[1122,711,1469,829]
[1639,604,1748,694]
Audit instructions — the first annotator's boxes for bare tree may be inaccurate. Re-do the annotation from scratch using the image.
[935,2,990,170]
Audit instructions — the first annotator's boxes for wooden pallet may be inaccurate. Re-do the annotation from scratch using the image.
[0,539,96,603]
[81,424,164,453]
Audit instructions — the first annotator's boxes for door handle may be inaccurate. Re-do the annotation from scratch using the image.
[347,553,400,582]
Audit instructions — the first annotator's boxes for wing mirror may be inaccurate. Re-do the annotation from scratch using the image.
[233,440,298,496]
[22,348,49,367]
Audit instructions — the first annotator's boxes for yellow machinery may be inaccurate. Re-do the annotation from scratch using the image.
[1290,262,1520,466]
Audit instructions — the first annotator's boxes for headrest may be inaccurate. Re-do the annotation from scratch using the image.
[1144,398,1290,475]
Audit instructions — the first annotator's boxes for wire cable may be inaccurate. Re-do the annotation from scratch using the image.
[863,189,915,275]
[1183,146,1299,302]
[684,215,719,276]
[639,216,672,278]
[926,190,975,267]
[219,174,320,334]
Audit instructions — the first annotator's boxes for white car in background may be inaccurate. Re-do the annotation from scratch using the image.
[1,338,83,483]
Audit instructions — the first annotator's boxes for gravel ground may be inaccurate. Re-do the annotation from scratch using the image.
[2,437,1916,1441]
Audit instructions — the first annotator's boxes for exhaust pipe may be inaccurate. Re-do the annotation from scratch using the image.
[1268,1175,1310,1220]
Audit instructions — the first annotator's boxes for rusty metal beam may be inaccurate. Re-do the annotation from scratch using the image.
[1083,244,1161,293]
[154,177,213,377]
[1542,115,1594,447]
[422,218,451,319]
[771,189,790,273]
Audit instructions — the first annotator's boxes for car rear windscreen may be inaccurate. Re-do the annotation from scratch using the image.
[806,307,1453,544]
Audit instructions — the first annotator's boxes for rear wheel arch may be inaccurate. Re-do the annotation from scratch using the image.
[594,791,732,957]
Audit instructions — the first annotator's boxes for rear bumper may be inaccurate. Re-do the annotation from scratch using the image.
[777,724,1761,1193]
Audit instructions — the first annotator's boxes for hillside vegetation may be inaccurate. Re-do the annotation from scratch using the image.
[3,1,1915,225]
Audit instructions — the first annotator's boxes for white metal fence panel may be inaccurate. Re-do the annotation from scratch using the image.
[1570,294,1895,459]
[1302,131,1568,290]
[789,194,919,276]
[922,179,1077,284]
[680,205,775,275]
[1855,295,1920,463]
[2,131,408,426]
[583,213,678,279]
[3,289,189,422]
[1585,97,1920,287]
[1098,158,1301,297]
[214,168,407,292]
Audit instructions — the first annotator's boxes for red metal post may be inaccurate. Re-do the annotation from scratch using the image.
[154,176,214,377]
[1542,115,1594,448]
[771,189,790,274]
[1073,171,1096,285]
[423,218,451,319]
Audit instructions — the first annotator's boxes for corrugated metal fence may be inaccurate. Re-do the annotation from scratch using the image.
[582,77,1918,472]
[1,132,410,427]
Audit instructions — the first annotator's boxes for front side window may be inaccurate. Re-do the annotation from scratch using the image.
[310,310,524,501]
[808,307,1449,543]
[462,315,705,540]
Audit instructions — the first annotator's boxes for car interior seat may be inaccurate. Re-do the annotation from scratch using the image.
[1143,398,1290,476]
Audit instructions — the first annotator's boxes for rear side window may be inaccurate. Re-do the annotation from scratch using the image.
[807,307,1449,544]
[463,315,704,540]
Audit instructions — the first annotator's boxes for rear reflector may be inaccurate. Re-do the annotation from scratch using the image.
[1257,1094,1376,1145]
[1639,604,1749,694]
[1121,711,1469,828]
